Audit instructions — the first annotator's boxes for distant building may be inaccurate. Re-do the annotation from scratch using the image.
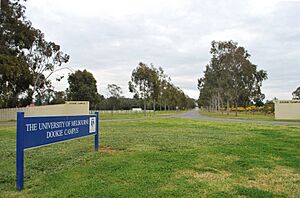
[132,108,142,112]
[274,100,300,120]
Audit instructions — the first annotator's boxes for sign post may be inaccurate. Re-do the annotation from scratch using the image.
[16,112,99,191]
[16,112,24,191]
[95,112,99,151]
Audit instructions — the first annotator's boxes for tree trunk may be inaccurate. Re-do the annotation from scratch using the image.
[235,100,238,116]
[153,99,156,114]
[143,98,146,115]
[217,92,221,112]
[226,99,230,115]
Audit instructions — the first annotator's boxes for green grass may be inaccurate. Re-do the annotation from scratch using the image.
[0,111,181,123]
[200,111,300,122]
[0,121,15,124]
[99,110,181,120]
[0,118,299,197]
[200,110,274,121]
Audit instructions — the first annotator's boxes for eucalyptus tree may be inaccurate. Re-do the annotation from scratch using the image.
[198,40,267,115]
[160,77,172,110]
[148,64,160,112]
[0,0,36,107]
[0,0,70,107]
[156,67,169,110]
[129,62,155,114]
[229,45,267,115]
[27,34,70,103]
[130,62,196,112]
[107,84,123,113]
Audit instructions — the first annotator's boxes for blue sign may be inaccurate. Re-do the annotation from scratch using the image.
[16,112,99,191]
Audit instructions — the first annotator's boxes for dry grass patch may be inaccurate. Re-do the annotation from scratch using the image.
[242,166,300,195]
[176,169,231,181]
[195,154,240,169]
[160,183,177,191]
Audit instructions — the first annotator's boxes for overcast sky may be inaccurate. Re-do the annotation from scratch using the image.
[25,0,300,100]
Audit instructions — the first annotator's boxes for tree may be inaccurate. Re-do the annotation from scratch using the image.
[51,91,66,104]
[149,64,160,112]
[198,40,267,116]
[129,62,154,114]
[160,77,172,111]
[0,0,36,107]
[292,86,300,99]
[129,63,172,113]
[67,69,100,109]
[0,0,70,107]
[0,56,33,107]
[129,62,196,112]
[26,32,70,103]
[107,84,123,113]
[155,66,169,111]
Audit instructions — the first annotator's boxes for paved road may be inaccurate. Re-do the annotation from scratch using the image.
[172,109,300,125]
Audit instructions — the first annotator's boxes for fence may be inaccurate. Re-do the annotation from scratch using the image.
[0,101,89,121]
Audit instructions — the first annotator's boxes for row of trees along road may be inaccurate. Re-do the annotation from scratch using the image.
[0,0,69,108]
[64,67,195,111]
[129,62,195,113]
[198,41,268,116]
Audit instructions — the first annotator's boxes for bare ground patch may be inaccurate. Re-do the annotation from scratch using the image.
[100,146,120,154]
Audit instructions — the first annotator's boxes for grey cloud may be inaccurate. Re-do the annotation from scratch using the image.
[25,0,300,99]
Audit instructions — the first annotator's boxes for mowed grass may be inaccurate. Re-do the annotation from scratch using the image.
[0,118,299,197]
[99,110,182,120]
[199,111,300,122]
[200,110,276,121]
[0,111,181,124]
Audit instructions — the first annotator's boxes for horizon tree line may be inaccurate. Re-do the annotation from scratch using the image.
[8,65,195,111]
[129,62,195,112]
[1,1,297,110]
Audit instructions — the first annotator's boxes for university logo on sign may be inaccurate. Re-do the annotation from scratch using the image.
[89,117,96,133]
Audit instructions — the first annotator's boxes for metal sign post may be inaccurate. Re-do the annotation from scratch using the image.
[16,112,24,191]
[16,112,99,191]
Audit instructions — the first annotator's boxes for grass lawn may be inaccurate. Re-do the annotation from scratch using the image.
[200,111,274,121]
[0,118,299,197]
[0,111,181,124]
[199,111,300,122]
[99,110,181,120]
[0,121,15,124]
